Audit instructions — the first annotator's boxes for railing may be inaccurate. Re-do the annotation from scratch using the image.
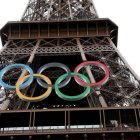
[0,107,140,135]
[0,125,140,135]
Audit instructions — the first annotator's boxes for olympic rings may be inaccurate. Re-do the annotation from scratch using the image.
[0,61,109,102]
[55,72,90,101]
[16,74,52,102]
[74,61,109,87]
[0,64,33,89]
[37,63,71,89]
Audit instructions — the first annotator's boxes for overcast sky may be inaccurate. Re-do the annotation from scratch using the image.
[0,0,140,77]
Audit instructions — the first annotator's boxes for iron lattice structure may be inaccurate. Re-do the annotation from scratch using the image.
[0,0,140,139]
[21,0,98,21]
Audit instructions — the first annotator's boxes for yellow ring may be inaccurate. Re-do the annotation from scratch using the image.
[16,74,52,102]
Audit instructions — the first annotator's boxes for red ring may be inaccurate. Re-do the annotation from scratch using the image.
[74,61,109,87]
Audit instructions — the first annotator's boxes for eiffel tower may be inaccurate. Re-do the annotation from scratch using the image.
[0,0,140,139]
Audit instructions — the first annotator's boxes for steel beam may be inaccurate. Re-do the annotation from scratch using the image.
[0,40,41,110]
[76,38,107,107]
[107,37,140,82]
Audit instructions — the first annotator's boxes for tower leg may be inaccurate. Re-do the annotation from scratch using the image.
[76,38,107,107]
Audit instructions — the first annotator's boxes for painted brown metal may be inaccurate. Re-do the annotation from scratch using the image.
[0,19,118,46]
[0,0,140,139]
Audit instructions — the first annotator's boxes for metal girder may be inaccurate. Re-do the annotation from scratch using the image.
[0,107,140,136]
[1,36,140,108]
[85,50,140,107]
[0,19,118,47]
[1,45,114,55]
[0,37,114,55]
[0,0,139,110]
[0,40,41,110]
[1,0,140,138]
[76,38,107,107]
[21,0,98,21]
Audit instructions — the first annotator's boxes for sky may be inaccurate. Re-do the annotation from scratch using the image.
[0,0,140,77]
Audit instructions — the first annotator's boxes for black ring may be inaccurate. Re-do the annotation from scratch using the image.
[37,63,71,89]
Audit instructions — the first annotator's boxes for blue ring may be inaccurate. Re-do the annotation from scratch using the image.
[0,64,33,89]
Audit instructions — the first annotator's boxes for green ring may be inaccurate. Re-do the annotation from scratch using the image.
[55,72,91,101]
